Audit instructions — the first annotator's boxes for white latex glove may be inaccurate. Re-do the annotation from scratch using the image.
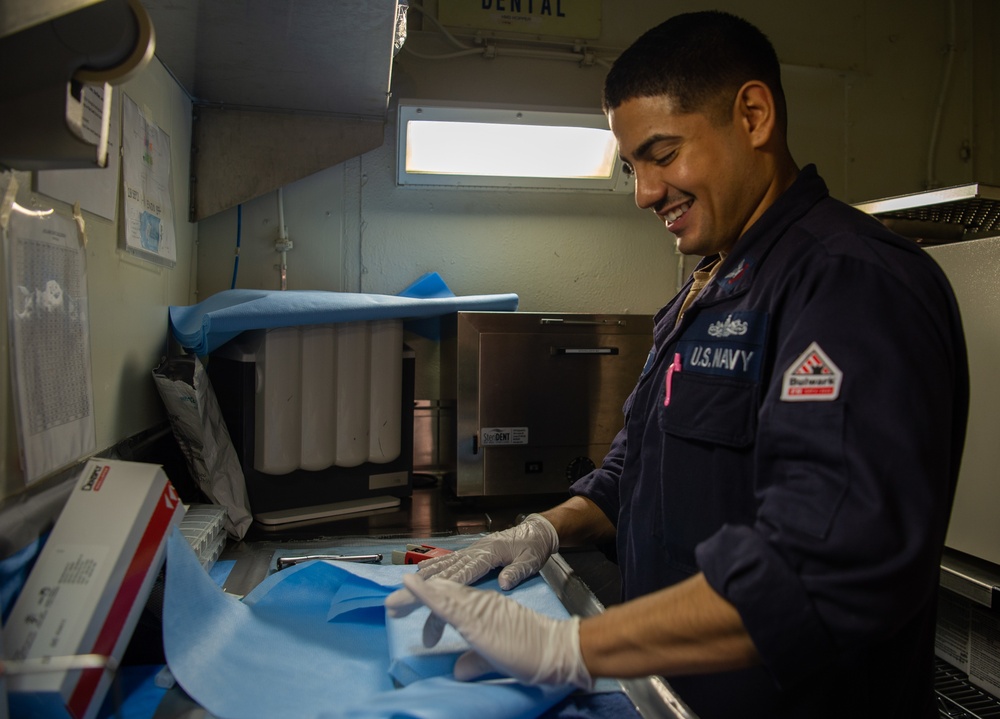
[391,573,592,690]
[426,513,559,589]
[385,513,559,616]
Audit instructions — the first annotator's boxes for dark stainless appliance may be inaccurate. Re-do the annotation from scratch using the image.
[444,311,654,497]
[856,184,1000,717]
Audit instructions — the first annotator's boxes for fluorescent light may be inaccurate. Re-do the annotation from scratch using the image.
[397,100,631,192]
[405,121,618,178]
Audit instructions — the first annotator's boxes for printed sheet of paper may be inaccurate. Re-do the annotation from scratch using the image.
[3,206,96,484]
[121,93,176,267]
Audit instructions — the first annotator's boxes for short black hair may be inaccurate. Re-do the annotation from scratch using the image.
[603,11,786,131]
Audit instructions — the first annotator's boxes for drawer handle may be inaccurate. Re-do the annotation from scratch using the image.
[540,318,627,326]
[552,347,619,356]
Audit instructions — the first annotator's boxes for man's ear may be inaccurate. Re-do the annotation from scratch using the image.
[734,80,777,149]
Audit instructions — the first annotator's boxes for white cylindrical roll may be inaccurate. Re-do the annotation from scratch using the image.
[334,321,370,467]
[299,324,337,471]
[367,319,403,463]
[254,327,302,475]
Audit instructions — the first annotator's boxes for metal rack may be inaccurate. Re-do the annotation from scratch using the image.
[936,658,1000,718]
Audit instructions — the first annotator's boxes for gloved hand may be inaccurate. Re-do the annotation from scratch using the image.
[427,513,559,589]
[389,573,592,690]
[385,513,559,617]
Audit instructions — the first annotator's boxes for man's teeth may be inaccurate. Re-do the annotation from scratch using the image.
[665,201,692,224]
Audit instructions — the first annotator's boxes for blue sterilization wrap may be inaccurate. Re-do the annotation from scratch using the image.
[168,287,519,355]
[162,529,574,719]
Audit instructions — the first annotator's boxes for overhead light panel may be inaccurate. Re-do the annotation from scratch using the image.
[397,100,631,192]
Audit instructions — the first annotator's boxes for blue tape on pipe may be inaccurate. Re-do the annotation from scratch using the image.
[168,288,519,355]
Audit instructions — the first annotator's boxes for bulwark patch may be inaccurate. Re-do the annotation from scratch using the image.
[781,342,842,401]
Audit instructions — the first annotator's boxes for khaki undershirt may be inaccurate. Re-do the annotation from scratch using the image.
[676,253,726,326]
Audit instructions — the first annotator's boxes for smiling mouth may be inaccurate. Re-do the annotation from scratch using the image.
[663,200,693,228]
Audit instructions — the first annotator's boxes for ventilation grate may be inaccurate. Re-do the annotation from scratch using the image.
[854,184,1000,242]
[877,198,1000,236]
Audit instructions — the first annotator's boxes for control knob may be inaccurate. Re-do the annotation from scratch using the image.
[565,456,596,483]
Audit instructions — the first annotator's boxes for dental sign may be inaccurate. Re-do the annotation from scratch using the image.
[438,0,602,39]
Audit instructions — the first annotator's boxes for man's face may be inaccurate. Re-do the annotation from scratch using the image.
[609,94,764,257]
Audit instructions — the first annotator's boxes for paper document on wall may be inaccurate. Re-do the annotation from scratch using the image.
[121,94,176,267]
[2,203,96,485]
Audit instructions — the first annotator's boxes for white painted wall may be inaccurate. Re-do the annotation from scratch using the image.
[192,0,997,403]
[197,0,996,308]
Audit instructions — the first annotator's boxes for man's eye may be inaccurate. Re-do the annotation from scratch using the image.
[621,162,635,176]
[655,151,677,166]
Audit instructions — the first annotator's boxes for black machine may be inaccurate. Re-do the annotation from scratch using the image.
[207,323,414,526]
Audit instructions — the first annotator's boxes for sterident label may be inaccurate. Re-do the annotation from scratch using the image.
[480,427,529,446]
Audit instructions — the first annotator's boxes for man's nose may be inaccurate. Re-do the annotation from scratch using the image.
[633,171,666,211]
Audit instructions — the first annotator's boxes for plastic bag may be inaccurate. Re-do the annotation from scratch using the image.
[153,355,252,539]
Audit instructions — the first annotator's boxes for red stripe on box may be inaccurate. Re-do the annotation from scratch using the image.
[67,481,180,718]
[92,466,110,492]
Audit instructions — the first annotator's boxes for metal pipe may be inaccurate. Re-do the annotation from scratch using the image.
[275,187,292,290]
[926,0,957,189]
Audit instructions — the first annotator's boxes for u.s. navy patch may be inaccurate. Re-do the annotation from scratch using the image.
[675,310,767,381]
[781,342,843,401]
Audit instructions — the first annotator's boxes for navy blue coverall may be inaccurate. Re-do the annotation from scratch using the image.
[570,165,969,718]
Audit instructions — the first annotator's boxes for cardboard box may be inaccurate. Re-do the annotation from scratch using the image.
[4,459,184,719]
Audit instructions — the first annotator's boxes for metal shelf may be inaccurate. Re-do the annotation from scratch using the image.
[542,553,698,719]
[940,548,1000,609]
[854,183,1000,243]
[140,0,401,219]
